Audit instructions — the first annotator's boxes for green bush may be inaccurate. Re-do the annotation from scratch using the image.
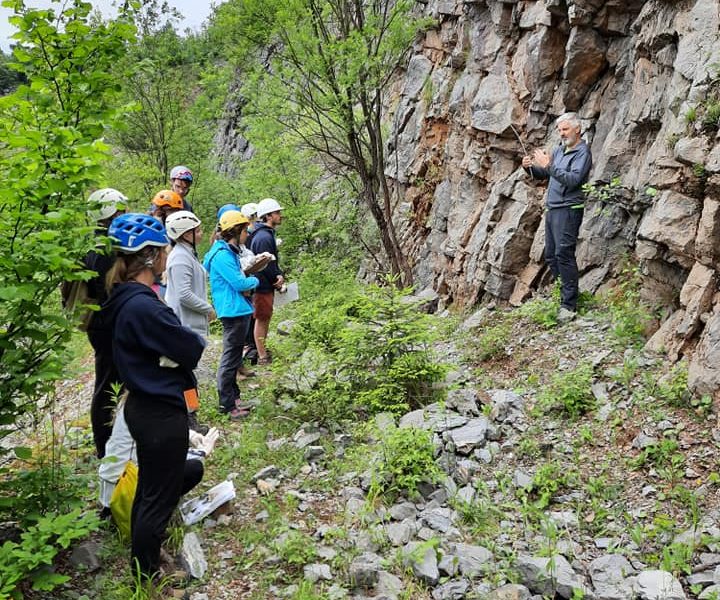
[655,364,690,408]
[519,461,575,510]
[275,273,446,423]
[370,427,440,500]
[0,508,99,598]
[475,320,511,361]
[537,362,595,418]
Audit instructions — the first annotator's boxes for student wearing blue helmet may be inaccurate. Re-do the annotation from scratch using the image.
[103,213,206,579]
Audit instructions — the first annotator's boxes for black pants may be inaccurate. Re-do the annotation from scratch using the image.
[217,315,251,412]
[87,329,120,459]
[124,395,203,578]
[545,206,584,311]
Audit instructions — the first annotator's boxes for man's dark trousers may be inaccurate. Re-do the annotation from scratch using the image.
[545,206,583,311]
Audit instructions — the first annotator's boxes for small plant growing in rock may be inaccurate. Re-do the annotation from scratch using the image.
[475,320,512,361]
[603,260,652,345]
[370,426,440,501]
[519,461,575,510]
[274,529,318,566]
[536,362,595,419]
[655,363,690,408]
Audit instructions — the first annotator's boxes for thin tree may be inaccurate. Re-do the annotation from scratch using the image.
[238,0,427,286]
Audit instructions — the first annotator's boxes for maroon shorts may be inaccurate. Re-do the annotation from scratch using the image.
[253,291,274,321]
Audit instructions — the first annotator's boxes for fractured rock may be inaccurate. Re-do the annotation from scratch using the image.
[634,570,686,600]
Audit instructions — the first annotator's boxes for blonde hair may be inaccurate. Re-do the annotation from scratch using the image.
[105,246,159,293]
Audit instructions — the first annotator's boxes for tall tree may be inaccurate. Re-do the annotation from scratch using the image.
[234,0,427,285]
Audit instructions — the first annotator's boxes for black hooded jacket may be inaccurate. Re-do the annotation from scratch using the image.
[101,282,206,409]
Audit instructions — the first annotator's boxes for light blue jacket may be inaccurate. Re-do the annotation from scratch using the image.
[203,240,259,318]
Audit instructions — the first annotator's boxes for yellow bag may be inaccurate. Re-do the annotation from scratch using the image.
[110,460,138,540]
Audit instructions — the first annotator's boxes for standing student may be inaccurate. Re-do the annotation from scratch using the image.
[203,210,259,418]
[149,189,183,224]
[103,213,205,579]
[80,188,127,458]
[169,165,194,211]
[164,210,216,432]
[249,198,285,365]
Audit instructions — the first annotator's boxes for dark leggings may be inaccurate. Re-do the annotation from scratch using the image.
[87,329,120,459]
[124,395,203,577]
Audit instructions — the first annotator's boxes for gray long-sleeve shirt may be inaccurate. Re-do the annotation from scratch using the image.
[526,140,592,209]
[165,242,213,338]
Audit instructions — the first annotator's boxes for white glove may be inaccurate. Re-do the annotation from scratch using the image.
[188,429,204,447]
[159,355,179,368]
[195,427,220,456]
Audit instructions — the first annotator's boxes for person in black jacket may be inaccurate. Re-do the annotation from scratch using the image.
[81,188,127,458]
[248,198,284,365]
[104,213,206,579]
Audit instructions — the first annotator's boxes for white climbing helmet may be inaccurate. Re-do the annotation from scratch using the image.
[256,197,283,218]
[87,188,128,221]
[165,210,201,241]
[240,202,259,219]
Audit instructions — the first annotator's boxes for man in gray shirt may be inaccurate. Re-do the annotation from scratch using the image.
[522,112,592,322]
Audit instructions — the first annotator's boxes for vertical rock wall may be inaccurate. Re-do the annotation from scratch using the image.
[385,0,720,397]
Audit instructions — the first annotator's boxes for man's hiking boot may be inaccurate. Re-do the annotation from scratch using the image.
[557,307,577,324]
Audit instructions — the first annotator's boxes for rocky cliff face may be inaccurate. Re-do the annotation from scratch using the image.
[385,0,720,399]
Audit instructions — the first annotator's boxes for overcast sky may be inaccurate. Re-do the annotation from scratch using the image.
[0,0,217,51]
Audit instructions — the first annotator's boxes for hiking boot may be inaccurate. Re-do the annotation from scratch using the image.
[227,407,251,420]
[557,307,577,324]
[243,348,259,365]
[187,412,209,435]
[238,366,256,377]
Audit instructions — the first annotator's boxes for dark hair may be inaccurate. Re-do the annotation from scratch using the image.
[105,246,159,293]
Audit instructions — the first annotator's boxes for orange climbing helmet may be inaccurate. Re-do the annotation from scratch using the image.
[151,190,183,209]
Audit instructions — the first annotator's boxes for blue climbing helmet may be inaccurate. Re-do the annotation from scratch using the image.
[108,213,169,253]
[216,203,240,220]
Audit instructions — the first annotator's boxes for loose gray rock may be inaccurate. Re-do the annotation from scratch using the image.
[447,417,489,454]
[251,465,280,483]
[386,519,416,546]
[421,506,455,533]
[180,532,207,579]
[701,585,720,599]
[686,571,715,587]
[514,469,533,489]
[304,563,332,583]
[303,445,325,461]
[487,584,532,599]
[489,390,524,422]
[446,543,493,578]
[632,433,658,450]
[634,570,686,600]
[402,541,440,585]
[446,388,480,416]
[389,502,417,521]
[349,552,383,588]
[190,594,209,600]
[294,430,322,449]
[69,541,101,572]
[376,571,404,598]
[517,554,587,599]
[432,578,471,599]
[589,554,635,600]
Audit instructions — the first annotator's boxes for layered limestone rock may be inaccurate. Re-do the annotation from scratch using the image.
[383,0,720,399]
